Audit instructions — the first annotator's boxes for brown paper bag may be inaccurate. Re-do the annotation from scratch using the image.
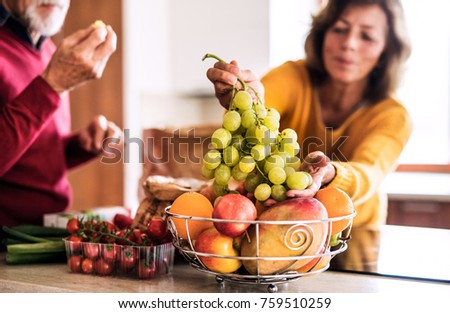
[133,124,219,230]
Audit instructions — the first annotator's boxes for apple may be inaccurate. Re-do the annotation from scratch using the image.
[240,197,329,275]
[212,194,257,237]
[194,227,242,274]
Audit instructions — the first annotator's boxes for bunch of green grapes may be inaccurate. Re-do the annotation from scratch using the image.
[201,54,313,203]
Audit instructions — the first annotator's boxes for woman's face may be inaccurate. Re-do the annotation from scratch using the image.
[322,4,387,85]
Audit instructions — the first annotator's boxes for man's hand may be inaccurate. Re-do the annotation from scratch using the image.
[78,115,123,156]
[41,23,117,94]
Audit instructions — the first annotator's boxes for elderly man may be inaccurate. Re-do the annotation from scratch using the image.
[0,0,121,226]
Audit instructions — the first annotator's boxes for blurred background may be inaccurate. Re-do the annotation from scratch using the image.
[60,0,450,228]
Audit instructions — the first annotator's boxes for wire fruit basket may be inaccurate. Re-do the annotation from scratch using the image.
[165,206,356,292]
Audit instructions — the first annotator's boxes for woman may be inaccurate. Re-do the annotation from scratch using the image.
[206,0,412,225]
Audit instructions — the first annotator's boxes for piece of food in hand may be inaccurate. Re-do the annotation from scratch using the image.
[93,20,106,29]
[212,194,257,237]
[194,227,241,274]
[240,197,329,275]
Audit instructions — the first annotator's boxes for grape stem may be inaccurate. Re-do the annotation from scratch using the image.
[202,53,248,90]
[202,53,225,63]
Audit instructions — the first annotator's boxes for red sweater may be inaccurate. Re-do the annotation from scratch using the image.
[0,23,97,226]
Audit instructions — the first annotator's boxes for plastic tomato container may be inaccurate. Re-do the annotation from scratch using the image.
[64,239,174,279]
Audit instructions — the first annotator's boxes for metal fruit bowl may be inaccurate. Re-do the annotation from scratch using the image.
[164,206,355,292]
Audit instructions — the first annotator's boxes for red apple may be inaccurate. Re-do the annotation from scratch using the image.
[212,194,257,237]
[194,227,241,274]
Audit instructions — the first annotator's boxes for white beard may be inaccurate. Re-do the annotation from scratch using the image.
[23,0,71,37]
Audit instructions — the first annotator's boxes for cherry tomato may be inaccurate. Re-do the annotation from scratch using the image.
[102,244,118,263]
[146,218,168,241]
[113,213,133,229]
[138,260,156,279]
[81,258,94,274]
[68,255,82,273]
[115,229,134,245]
[67,218,80,235]
[67,235,83,252]
[83,243,100,259]
[132,228,143,245]
[94,258,114,275]
[120,246,138,270]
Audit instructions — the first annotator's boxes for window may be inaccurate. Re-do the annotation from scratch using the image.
[269,0,450,167]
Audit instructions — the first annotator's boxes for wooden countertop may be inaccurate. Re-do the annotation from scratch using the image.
[1,253,449,293]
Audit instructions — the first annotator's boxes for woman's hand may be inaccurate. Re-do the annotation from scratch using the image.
[286,151,336,198]
[78,115,123,156]
[206,60,264,108]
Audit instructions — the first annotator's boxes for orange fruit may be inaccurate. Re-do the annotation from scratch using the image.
[169,192,214,240]
[315,187,354,235]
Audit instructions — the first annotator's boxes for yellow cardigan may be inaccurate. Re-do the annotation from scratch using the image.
[261,60,412,225]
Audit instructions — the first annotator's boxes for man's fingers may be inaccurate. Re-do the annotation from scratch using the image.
[74,26,108,56]
[90,115,108,151]
[63,26,96,48]
[93,26,117,61]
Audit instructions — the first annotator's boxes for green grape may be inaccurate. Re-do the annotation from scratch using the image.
[245,125,258,145]
[268,129,279,145]
[286,171,311,190]
[251,144,270,161]
[254,183,271,201]
[201,165,215,179]
[271,184,287,202]
[203,149,222,170]
[255,125,269,143]
[211,128,232,149]
[239,155,256,173]
[241,110,256,129]
[231,124,246,136]
[283,166,296,177]
[214,164,231,186]
[213,196,223,207]
[264,154,285,173]
[329,233,341,247]
[266,107,281,120]
[268,167,287,185]
[305,171,313,187]
[241,110,257,129]
[213,180,228,197]
[223,145,240,167]
[232,90,253,110]
[280,128,298,142]
[263,115,280,132]
[273,150,290,163]
[254,103,267,118]
[244,172,263,193]
[222,110,241,132]
[285,155,301,170]
[279,139,300,157]
[230,134,245,151]
[231,164,248,181]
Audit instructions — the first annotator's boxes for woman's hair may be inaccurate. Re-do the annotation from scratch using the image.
[305,0,411,102]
